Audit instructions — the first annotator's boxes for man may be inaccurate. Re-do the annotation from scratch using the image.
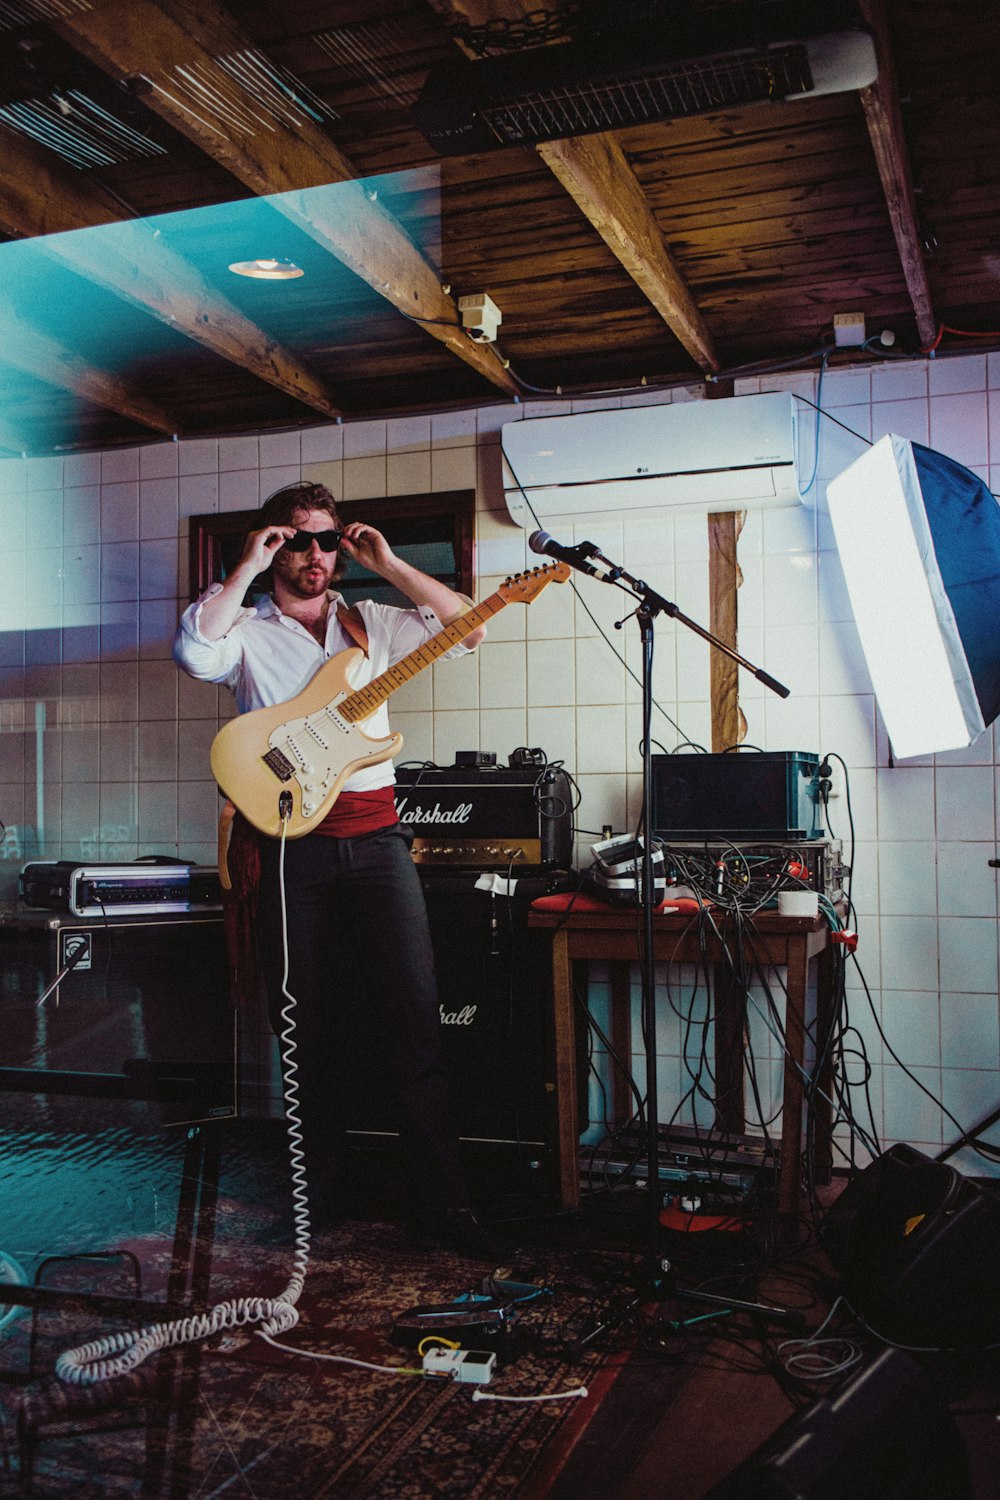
[174,480,496,1254]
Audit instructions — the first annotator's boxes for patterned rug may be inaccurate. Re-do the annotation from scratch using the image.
[1,1204,633,1499]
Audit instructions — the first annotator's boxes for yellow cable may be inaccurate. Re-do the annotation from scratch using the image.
[417,1335,461,1357]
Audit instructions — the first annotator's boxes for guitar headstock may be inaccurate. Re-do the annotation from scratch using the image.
[497,561,572,605]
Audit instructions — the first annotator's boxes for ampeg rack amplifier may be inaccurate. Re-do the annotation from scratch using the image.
[395,763,573,868]
[20,861,223,918]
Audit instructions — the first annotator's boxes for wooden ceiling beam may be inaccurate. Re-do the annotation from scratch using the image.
[428,0,718,372]
[0,125,342,422]
[55,0,518,397]
[538,134,719,373]
[0,292,178,435]
[0,125,125,238]
[857,0,937,346]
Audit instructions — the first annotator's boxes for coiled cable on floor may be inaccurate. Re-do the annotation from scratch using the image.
[56,820,312,1385]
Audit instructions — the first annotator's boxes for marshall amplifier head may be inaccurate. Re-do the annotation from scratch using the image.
[394,763,573,869]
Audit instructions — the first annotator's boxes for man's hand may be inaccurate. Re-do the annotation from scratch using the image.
[340,522,395,575]
[238,524,297,578]
[339,520,485,647]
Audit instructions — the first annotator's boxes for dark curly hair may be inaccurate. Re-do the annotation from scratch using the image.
[257,480,341,530]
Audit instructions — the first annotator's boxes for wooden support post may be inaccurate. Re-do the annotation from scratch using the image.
[706,383,746,754]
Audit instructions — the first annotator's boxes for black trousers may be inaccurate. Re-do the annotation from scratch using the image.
[257,823,469,1216]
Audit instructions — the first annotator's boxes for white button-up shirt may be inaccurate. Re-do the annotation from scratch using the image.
[174,586,470,792]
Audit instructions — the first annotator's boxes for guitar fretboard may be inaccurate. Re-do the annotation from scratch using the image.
[337,591,507,723]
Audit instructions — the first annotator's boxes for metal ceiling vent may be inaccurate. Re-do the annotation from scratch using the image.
[0,0,92,31]
[145,48,337,139]
[314,20,425,110]
[0,89,166,167]
[413,0,878,155]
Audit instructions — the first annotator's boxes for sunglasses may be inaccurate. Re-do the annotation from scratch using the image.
[282,528,344,553]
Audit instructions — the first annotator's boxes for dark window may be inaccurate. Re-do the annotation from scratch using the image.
[189,489,475,607]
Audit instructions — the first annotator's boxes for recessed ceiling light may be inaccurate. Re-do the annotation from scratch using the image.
[228,258,304,280]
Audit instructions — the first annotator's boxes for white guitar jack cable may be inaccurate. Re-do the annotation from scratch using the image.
[55,819,313,1385]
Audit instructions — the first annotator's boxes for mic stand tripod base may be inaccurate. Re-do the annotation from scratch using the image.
[564,1244,803,1362]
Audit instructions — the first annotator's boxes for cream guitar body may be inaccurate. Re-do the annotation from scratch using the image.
[210,562,570,839]
[211,648,401,839]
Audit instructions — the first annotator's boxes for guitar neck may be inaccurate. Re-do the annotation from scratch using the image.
[338,592,505,723]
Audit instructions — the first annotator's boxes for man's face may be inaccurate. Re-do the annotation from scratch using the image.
[270,507,342,600]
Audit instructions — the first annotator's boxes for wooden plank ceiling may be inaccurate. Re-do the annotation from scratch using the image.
[0,0,996,454]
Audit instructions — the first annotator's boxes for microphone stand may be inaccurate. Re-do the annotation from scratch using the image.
[562,541,794,1331]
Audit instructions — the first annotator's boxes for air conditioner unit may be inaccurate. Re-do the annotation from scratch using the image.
[414,0,877,155]
[501,392,802,529]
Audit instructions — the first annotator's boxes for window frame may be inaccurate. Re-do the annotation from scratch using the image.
[188,488,476,603]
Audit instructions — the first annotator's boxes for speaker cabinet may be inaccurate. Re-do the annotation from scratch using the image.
[0,910,236,1130]
[819,1144,1000,1347]
[704,1347,971,1500]
[336,871,585,1190]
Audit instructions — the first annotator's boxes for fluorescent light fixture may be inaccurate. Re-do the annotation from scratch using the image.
[228,257,303,279]
[827,433,1000,759]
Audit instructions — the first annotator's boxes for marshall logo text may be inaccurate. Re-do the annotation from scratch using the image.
[397,797,473,826]
[439,1004,477,1026]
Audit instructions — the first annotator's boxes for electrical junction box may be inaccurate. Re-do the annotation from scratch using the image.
[833,311,866,346]
[458,292,501,342]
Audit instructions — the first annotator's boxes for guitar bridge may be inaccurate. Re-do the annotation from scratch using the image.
[262,746,295,782]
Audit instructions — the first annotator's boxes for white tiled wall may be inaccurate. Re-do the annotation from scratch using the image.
[2,351,1000,1173]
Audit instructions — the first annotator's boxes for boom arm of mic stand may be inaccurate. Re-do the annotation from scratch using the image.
[588,549,790,699]
[674,1284,806,1328]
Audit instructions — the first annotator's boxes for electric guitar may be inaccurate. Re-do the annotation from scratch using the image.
[210,561,571,838]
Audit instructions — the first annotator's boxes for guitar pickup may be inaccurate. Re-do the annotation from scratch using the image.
[262,747,295,781]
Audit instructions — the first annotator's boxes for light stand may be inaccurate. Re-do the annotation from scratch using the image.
[549,536,797,1327]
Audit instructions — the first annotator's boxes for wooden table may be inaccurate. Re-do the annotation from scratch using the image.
[528,905,838,1217]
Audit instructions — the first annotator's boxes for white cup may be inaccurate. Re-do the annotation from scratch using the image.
[778,889,819,918]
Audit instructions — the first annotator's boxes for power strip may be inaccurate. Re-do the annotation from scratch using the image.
[422,1349,496,1384]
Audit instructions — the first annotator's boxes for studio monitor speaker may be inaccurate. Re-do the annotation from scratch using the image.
[818,1143,1000,1347]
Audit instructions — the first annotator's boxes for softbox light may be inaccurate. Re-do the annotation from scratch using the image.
[827,434,1000,759]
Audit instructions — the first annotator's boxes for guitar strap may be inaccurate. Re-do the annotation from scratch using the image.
[337,604,369,653]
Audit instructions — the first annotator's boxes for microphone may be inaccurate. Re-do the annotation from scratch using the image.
[528,530,603,578]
